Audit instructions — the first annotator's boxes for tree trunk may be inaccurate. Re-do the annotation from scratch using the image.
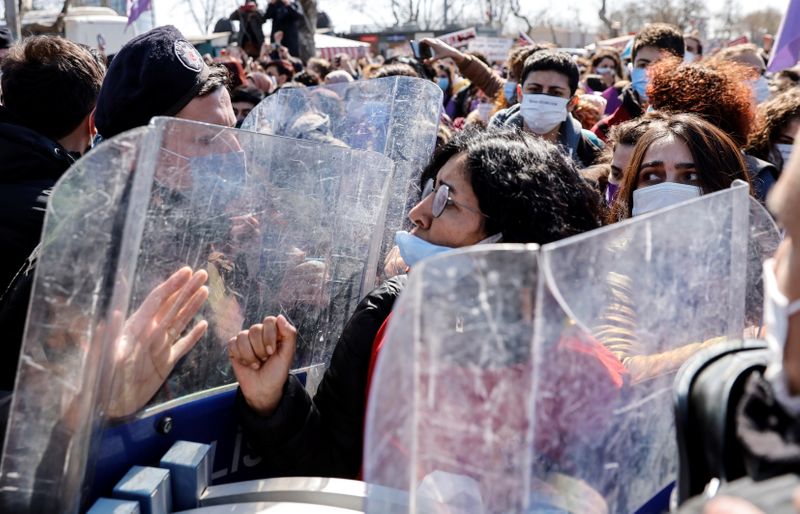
[297,0,317,62]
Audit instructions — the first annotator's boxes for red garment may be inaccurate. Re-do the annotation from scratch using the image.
[365,313,392,402]
[362,317,629,507]
[365,314,627,403]
[590,103,633,143]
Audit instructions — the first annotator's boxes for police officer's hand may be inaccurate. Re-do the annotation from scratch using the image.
[228,315,297,417]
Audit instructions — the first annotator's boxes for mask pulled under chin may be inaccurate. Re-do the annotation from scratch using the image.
[631,182,702,217]
[394,231,502,268]
[519,94,568,135]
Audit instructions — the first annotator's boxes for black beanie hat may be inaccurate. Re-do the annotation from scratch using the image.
[95,25,210,138]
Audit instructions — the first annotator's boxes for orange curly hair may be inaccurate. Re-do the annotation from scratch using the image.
[647,56,757,146]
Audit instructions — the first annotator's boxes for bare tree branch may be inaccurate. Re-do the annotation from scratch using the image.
[510,0,533,33]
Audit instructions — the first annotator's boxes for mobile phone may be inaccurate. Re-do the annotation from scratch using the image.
[585,75,605,91]
[409,40,433,60]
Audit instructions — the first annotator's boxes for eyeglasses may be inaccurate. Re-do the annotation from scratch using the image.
[422,178,488,219]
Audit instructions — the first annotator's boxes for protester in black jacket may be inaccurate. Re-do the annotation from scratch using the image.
[0,37,104,296]
[264,0,304,58]
[0,36,104,448]
[228,127,605,478]
[230,0,266,58]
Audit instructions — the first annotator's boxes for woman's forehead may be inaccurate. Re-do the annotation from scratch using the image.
[437,152,469,183]
[643,134,692,162]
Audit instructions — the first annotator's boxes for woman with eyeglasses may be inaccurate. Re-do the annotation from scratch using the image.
[226,127,604,479]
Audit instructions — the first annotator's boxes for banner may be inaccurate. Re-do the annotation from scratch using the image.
[768,0,800,72]
[467,36,514,63]
[438,27,477,48]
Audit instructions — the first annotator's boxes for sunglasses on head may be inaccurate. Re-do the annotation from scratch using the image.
[421,178,488,219]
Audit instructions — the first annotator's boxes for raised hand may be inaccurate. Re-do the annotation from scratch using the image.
[420,37,466,66]
[107,267,209,418]
[229,315,297,417]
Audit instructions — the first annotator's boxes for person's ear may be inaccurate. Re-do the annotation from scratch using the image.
[516,83,522,99]
[89,108,97,138]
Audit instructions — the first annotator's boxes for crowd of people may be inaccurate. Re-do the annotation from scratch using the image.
[1,5,800,512]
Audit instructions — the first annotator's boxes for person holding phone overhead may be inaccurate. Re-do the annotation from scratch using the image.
[230,0,266,59]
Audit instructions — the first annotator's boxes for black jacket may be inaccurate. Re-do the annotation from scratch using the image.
[743,153,777,202]
[737,372,800,480]
[0,106,75,295]
[489,103,603,168]
[0,107,75,392]
[264,1,304,58]
[230,6,267,51]
[237,275,407,478]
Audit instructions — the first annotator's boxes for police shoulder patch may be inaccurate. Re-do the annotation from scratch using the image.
[174,39,204,73]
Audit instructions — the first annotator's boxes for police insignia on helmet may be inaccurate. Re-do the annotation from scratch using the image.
[174,40,203,73]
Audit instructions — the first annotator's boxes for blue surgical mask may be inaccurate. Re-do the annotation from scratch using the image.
[630,67,649,102]
[750,75,770,104]
[437,77,450,92]
[394,231,503,268]
[395,230,454,267]
[776,143,793,170]
[503,80,518,103]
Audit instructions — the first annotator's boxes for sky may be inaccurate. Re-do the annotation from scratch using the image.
[158,0,792,37]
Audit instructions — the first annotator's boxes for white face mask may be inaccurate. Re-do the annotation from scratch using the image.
[776,143,794,169]
[631,182,702,217]
[750,75,771,104]
[684,51,697,64]
[519,94,569,135]
[596,66,614,75]
[476,103,493,122]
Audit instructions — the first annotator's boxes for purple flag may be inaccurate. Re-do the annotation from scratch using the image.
[768,0,800,72]
[127,0,152,28]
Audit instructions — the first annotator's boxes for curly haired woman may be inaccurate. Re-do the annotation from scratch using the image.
[647,56,776,200]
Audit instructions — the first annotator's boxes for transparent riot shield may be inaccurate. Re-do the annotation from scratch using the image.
[364,183,780,513]
[242,76,443,279]
[0,117,394,513]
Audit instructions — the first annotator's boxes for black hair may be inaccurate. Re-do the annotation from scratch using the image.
[266,59,295,79]
[1,35,105,140]
[293,69,321,87]
[520,50,580,95]
[383,55,433,80]
[420,127,603,244]
[288,56,304,73]
[373,62,420,79]
[632,23,685,62]
[230,85,264,105]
